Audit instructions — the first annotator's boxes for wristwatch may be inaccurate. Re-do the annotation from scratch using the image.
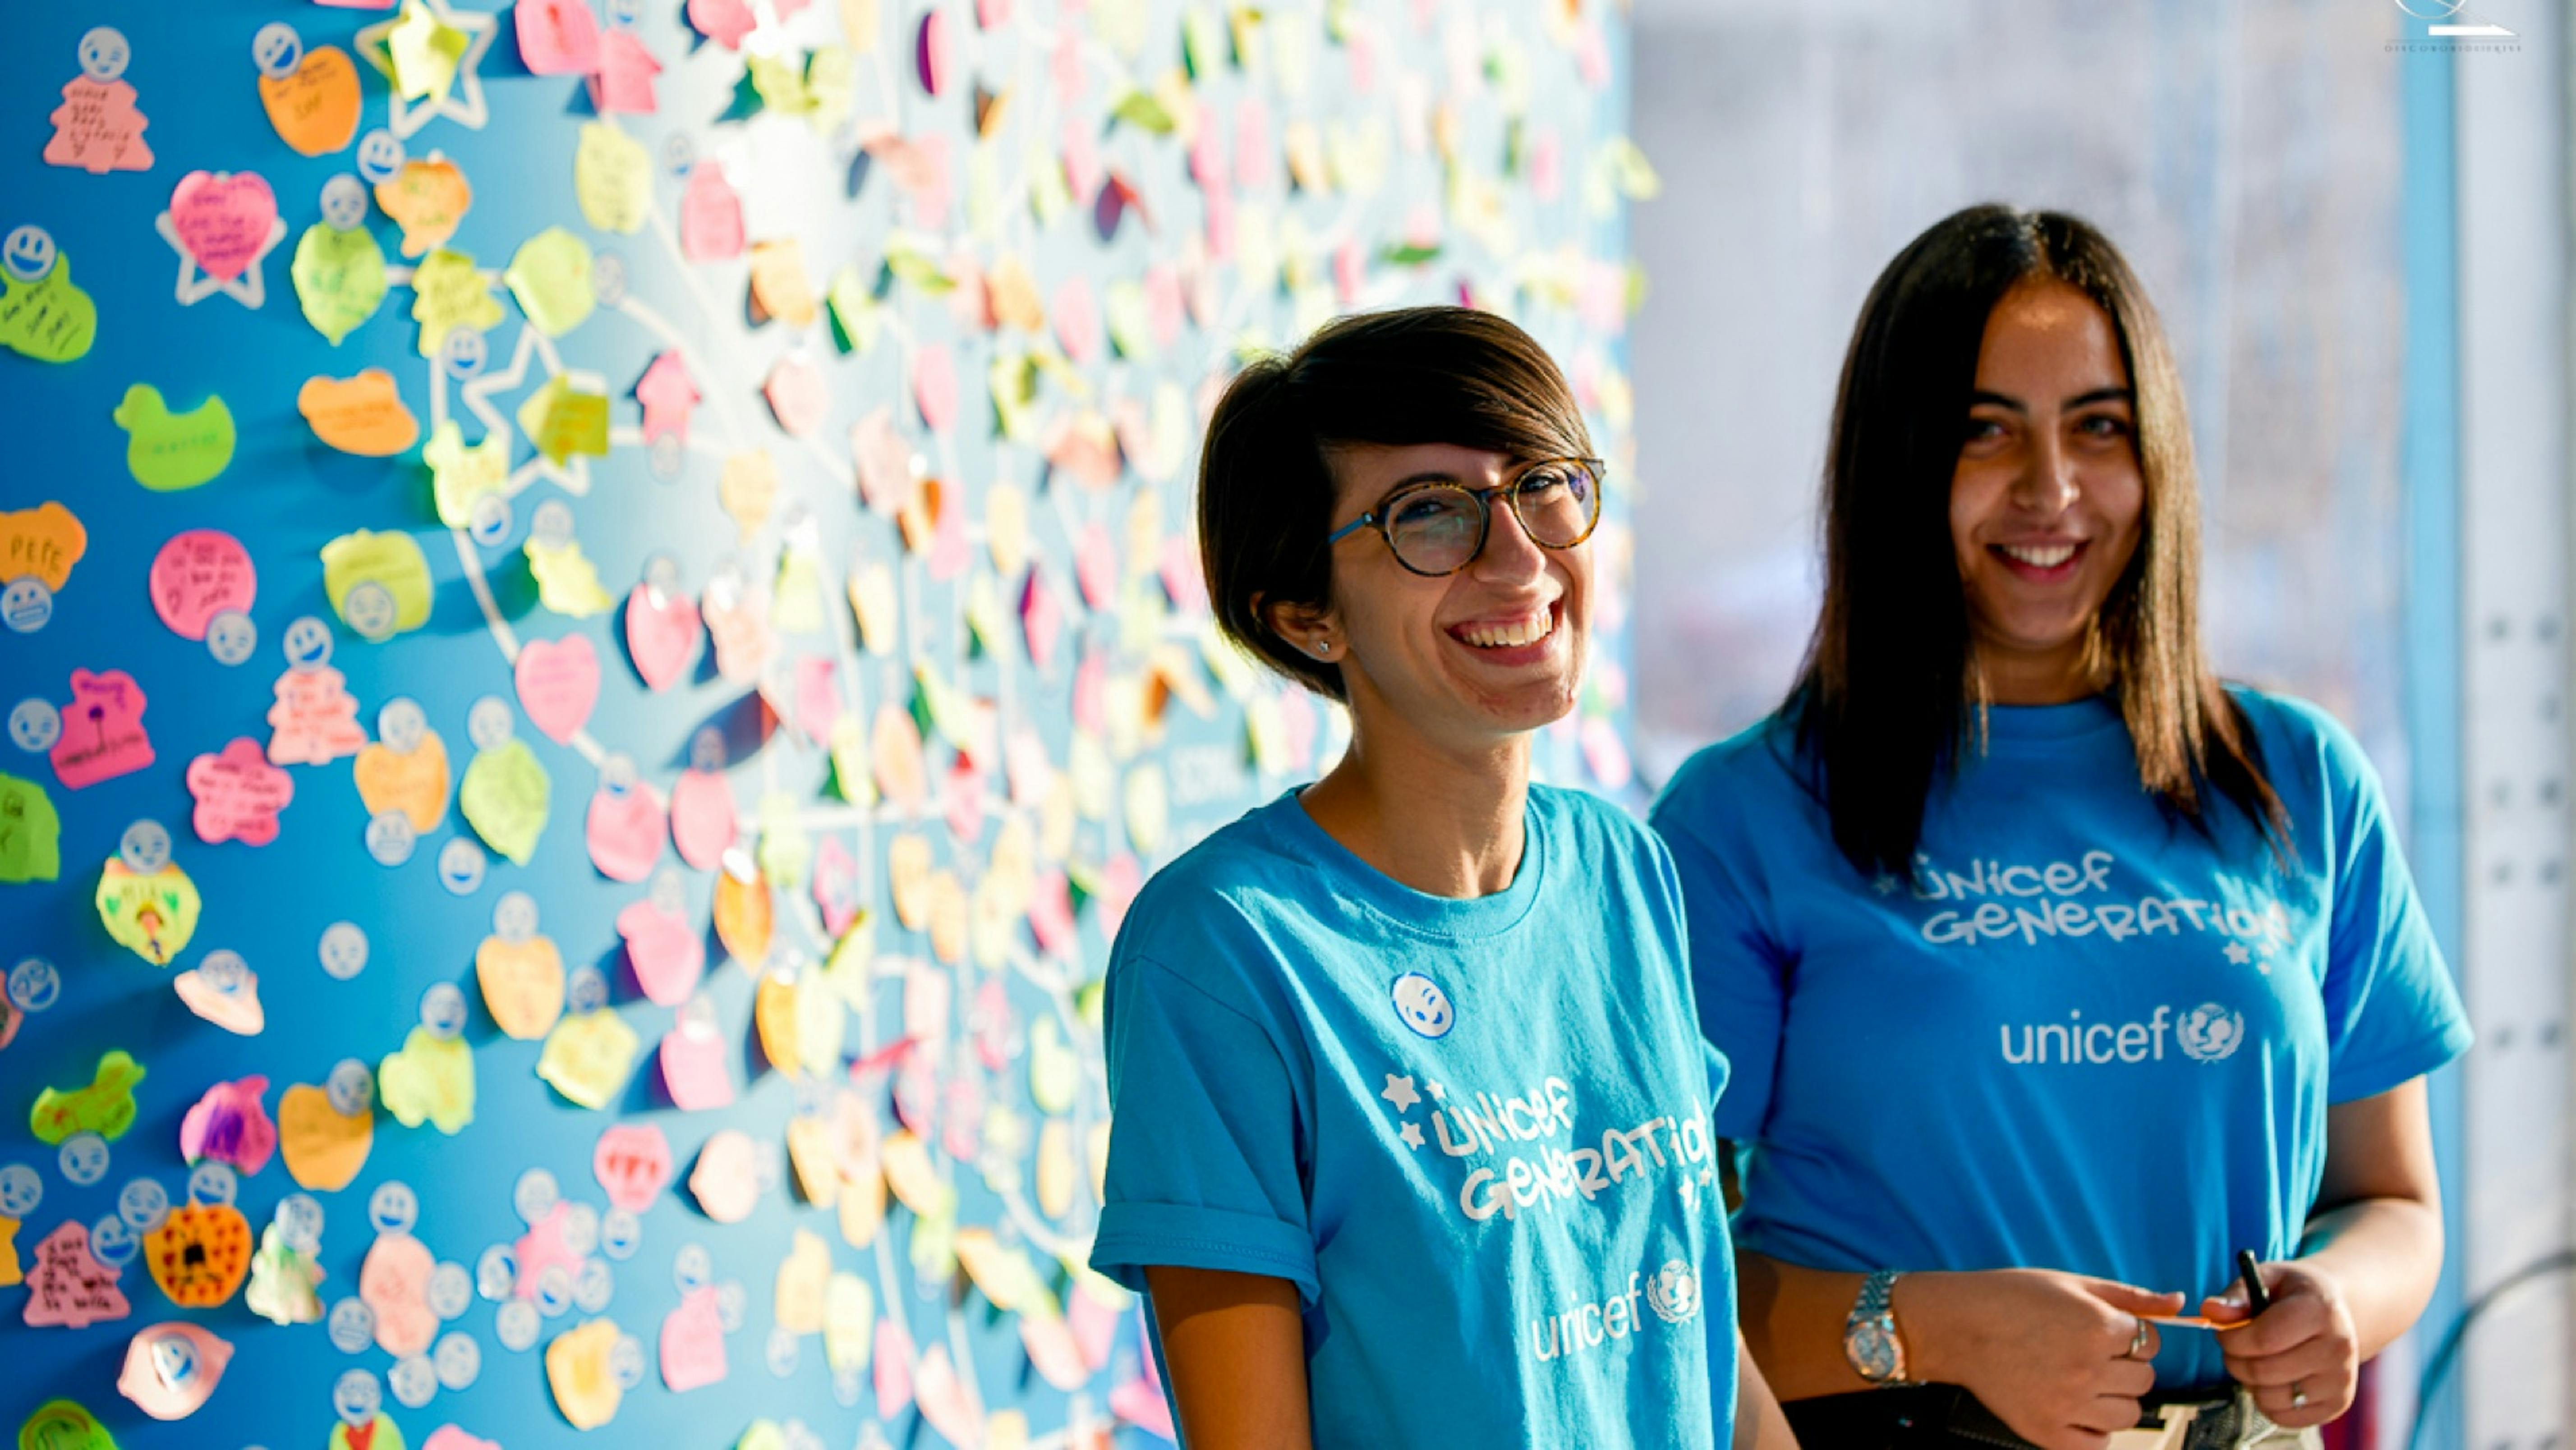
[1843,1269,1915,1386]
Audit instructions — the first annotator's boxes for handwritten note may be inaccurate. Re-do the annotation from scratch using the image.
[259,45,362,156]
[292,222,388,344]
[114,385,234,491]
[187,739,294,846]
[299,371,420,455]
[148,528,254,640]
[461,739,550,864]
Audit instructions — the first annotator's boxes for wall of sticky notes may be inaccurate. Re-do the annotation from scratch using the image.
[0,1,1642,1446]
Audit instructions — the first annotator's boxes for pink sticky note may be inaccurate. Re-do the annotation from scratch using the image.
[1052,275,1102,365]
[623,582,702,693]
[187,737,294,846]
[169,171,280,282]
[1235,97,1276,191]
[812,837,858,938]
[617,897,705,1005]
[660,1284,728,1392]
[915,8,953,95]
[660,1019,733,1110]
[180,1074,277,1175]
[689,1129,758,1220]
[1530,129,1563,203]
[667,767,735,871]
[150,529,257,641]
[424,1430,502,1450]
[686,0,755,48]
[1071,650,1106,736]
[1073,523,1117,610]
[943,755,983,847]
[362,1232,437,1357]
[912,344,959,433]
[515,633,602,744]
[53,668,154,789]
[1022,1309,1088,1391]
[513,1202,586,1301]
[1109,1316,1177,1437]
[975,0,1013,26]
[1188,116,1228,189]
[850,409,909,513]
[23,1221,130,1329]
[678,161,745,262]
[266,666,367,767]
[874,1316,916,1419]
[45,78,153,175]
[764,353,828,437]
[635,352,699,446]
[515,0,602,74]
[1062,117,1103,206]
[1158,535,1207,613]
[1098,853,1143,941]
[973,979,1012,1072]
[1279,688,1317,771]
[120,1322,234,1420]
[1142,264,1185,351]
[1020,568,1062,672]
[1028,869,1076,959]
[589,29,663,114]
[1069,1281,1122,1370]
[913,1344,983,1445]
[791,657,840,744]
[587,782,667,881]
[594,1122,674,1212]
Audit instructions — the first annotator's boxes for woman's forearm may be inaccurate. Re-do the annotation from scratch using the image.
[2296,1195,2444,1361]
[1735,1251,1878,1399]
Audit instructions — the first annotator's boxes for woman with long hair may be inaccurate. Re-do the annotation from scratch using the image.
[1091,306,1794,1448]
[1651,206,2469,1450]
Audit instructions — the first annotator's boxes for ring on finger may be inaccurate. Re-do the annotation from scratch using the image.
[2289,1383,2309,1410]
[2126,1316,2152,1360]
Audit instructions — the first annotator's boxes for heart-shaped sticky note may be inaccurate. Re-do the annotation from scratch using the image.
[353,731,451,833]
[515,634,601,744]
[586,785,665,883]
[658,1017,733,1111]
[547,1317,625,1429]
[667,768,735,871]
[278,1082,371,1191]
[170,171,281,282]
[143,1202,253,1308]
[623,584,701,692]
[477,933,566,1041]
[616,898,704,1005]
[95,860,201,967]
[259,45,362,156]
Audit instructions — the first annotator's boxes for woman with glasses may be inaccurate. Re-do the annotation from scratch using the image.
[1650,206,2470,1449]
[1090,307,1795,1448]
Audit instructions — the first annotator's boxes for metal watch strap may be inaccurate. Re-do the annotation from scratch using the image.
[1846,1268,1914,1386]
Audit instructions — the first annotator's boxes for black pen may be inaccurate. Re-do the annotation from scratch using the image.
[2236,1249,2272,1317]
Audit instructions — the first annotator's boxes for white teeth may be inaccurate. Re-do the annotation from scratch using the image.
[2001,543,2077,568]
[1458,612,1554,649]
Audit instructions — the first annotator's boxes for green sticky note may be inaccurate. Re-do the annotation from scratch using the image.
[757,792,811,889]
[292,223,389,345]
[386,0,469,102]
[320,528,434,639]
[0,770,63,884]
[515,375,610,465]
[460,738,550,865]
[411,248,501,359]
[113,385,234,491]
[523,536,612,617]
[17,1399,120,1450]
[1103,280,1155,361]
[424,419,509,528]
[0,257,97,363]
[30,1049,146,1145]
[504,227,595,337]
[826,266,880,354]
[1109,87,1175,134]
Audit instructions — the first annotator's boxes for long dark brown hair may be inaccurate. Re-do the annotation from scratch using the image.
[1789,204,2287,877]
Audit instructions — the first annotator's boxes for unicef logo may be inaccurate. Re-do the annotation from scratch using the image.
[2176,1002,2247,1063]
[1389,973,1454,1039]
[1643,1261,1701,1326]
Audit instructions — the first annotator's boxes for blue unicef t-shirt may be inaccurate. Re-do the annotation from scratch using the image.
[1649,690,2471,1388]
[1090,784,1739,1447]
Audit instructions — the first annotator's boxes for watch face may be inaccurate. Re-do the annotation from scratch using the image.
[1849,1321,1901,1382]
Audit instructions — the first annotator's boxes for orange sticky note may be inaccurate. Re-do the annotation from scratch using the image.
[298,370,420,455]
[259,45,363,157]
[278,1081,372,1191]
[375,157,473,257]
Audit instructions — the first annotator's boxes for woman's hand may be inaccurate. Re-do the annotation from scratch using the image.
[2201,1260,2360,1428]
[1900,1269,2184,1450]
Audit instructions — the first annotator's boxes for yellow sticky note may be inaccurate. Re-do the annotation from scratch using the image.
[515,375,611,464]
[386,0,470,102]
[574,122,652,234]
[476,933,565,1040]
[774,1228,831,1335]
[411,248,501,359]
[524,535,613,616]
[320,528,434,639]
[748,239,817,327]
[424,420,509,527]
[460,739,550,864]
[718,451,778,533]
[96,859,201,966]
[537,1007,639,1110]
[545,1318,625,1429]
[380,1025,474,1133]
[505,227,595,336]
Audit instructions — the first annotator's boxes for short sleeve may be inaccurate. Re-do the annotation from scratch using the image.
[1088,954,1322,1304]
[2314,724,2474,1103]
[1649,787,1788,1142]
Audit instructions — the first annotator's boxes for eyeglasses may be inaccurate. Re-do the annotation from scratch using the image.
[1325,458,1605,578]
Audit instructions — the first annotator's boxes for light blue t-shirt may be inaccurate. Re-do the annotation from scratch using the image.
[1649,691,2471,1389]
[1090,784,1739,1447]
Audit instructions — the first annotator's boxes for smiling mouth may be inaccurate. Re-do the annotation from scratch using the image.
[1449,601,1561,652]
[1991,541,2086,578]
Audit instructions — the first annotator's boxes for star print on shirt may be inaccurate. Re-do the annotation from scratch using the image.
[1380,1073,1420,1114]
[1398,1122,1425,1151]
[1425,1080,1447,1102]
[2223,941,2253,966]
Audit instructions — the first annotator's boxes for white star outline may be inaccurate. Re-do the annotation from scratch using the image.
[357,0,499,140]
[458,322,612,497]
[154,206,286,309]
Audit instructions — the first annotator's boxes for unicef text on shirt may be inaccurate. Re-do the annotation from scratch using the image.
[1997,1002,2252,1067]
[1912,849,2292,951]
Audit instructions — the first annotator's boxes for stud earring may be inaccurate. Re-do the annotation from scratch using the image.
[1311,640,1332,658]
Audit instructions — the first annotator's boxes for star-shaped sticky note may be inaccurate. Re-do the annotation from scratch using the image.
[358,0,497,138]
[387,0,471,102]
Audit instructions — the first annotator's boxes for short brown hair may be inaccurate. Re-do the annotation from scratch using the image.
[1198,306,1593,700]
